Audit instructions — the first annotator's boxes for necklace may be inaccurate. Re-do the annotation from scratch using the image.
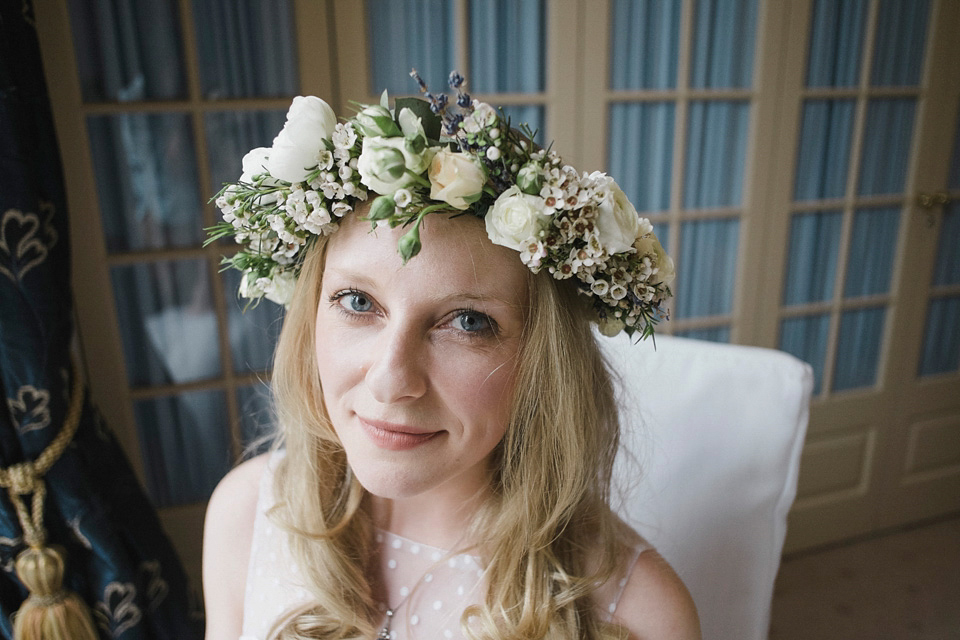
[377,607,398,639]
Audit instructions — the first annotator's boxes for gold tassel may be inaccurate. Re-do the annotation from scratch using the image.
[12,546,98,640]
[0,361,100,639]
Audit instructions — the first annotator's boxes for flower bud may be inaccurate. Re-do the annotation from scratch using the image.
[366,146,406,181]
[367,194,397,221]
[516,162,542,195]
[397,224,422,263]
[355,105,401,138]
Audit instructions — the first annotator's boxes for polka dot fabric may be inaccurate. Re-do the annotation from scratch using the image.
[240,453,646,639]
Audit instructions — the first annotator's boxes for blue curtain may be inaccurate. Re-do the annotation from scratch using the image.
[0,3,202,637]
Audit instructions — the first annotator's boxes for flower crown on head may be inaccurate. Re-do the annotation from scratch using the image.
[208,70,674,338]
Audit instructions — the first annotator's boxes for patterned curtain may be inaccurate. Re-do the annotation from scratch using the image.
[0,2,202,638]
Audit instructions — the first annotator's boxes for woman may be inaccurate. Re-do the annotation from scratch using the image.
[202,72,698,640]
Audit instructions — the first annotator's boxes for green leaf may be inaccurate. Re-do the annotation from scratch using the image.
[394,97,441,141]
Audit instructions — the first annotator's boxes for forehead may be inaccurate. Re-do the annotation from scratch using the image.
[323,212,529,304]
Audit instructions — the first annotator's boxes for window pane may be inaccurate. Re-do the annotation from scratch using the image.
[674,218,739,318]
[192,0,298,99]
[88,113,202,252]
[833,307,886,391]
[68,0,187,101]
[844,207,900,298]
[794,100,855,201]
[469,0,545,92]
[805,0,867,88]
[784,211,842,305]
[610,0,681,90]
[609,102,674,213]
[684,101,749,208]
[111,259,221,387]
[690,0,757,89]
[933,202,960,286]
[675,326,730,343]
[134,390,231,507]
[367,0,455,95]
[205,110,288,197]
[858,98,916,196]
[222,269,285,375]
[918,297,960,377]
[870,0,931,87]
[780,314,830,394]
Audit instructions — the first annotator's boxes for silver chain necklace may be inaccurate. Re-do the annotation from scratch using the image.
[377,607,397,639]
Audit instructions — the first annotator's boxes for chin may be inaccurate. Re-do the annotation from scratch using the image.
[350,463,442,500]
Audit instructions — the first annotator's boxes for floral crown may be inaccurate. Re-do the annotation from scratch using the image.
[208,71,674,338]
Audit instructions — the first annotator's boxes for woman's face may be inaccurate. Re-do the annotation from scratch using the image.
[315,213,528,503]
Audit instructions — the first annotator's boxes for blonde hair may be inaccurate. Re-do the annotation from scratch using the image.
[268,215,631,639]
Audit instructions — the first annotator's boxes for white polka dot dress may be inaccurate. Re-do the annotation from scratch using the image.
[240,452,647,639]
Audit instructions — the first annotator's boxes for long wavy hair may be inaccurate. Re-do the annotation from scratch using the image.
[267,213,632,639]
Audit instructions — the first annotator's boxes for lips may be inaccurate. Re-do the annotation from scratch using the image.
[358,417,441,451]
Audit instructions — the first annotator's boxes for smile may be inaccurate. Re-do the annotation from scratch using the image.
[358,418,442,451]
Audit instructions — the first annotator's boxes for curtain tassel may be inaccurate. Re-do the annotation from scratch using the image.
[0,360,98,640]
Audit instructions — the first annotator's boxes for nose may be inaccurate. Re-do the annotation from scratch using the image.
[364,320,428,403]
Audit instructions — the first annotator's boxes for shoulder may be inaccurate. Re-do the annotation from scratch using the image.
[202,453,271,640]
[613,548,701,640]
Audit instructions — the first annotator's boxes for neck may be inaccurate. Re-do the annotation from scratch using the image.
[369,475,491,551]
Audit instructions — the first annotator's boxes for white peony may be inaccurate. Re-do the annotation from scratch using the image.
[428,149,485,210]
[485,186,550,251]
[267,96,338,184]
[595,181,642,254]
[357,136,435,195]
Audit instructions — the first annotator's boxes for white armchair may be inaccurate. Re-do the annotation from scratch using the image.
[602,334,813,640]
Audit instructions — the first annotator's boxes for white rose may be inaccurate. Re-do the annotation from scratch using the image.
[428,149,485,210]
[485,186,550,251]
[240,147,271,183]
[358,136,435,195]
[398,107,425,139]
[634,234,675,288]
[355,104,401,138]
[595,182,642,254]
[264,270,297,306]
[268,96,338,183]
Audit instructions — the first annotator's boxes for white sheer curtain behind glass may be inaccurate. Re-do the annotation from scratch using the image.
[67,0,296,506]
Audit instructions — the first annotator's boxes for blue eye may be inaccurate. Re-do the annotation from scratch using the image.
[346,292,373,312]
[452,311,491,333]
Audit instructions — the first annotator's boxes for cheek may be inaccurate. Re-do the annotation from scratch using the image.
[446,353,518,438]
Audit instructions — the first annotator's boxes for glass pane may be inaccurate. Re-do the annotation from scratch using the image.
[653,222,669,250]
[858,98,916,196]
[870,0,931,87]
[134,390,231,507]
[498,105,545,147]
[675,326,730,343]
[68,0,187,101]
[918,297,960,376]
[205,110,288,196]
[805,0,867,88]
[469,0,545,92]
[780,314,830,394]
[608,102,674,213]
[610,0,681,90]
[222,269,285,375]
[111,259,221,387]
[684,101,749,208]
[933,201,960,286]
[784,211,842,305]
[192,0,298,99]
[367,0,456,95]
[674,218,739,318]
[237,384,276,453]
[794,99,855,201]
[833,307,886,391]
[690,0,757,89]
[88,113,202,252]
[844,207,900,297]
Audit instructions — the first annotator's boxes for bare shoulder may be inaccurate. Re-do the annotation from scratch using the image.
[613,548,702,640]
[202,453,271,640]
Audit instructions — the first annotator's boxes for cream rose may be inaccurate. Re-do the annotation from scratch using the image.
[429,149,485,210]
[595,182,642,254]
[485,186,549,251]
[267,96,338,184]
[634,234,675,288]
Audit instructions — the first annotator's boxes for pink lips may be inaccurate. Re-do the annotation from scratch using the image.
[358,417,441,451]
